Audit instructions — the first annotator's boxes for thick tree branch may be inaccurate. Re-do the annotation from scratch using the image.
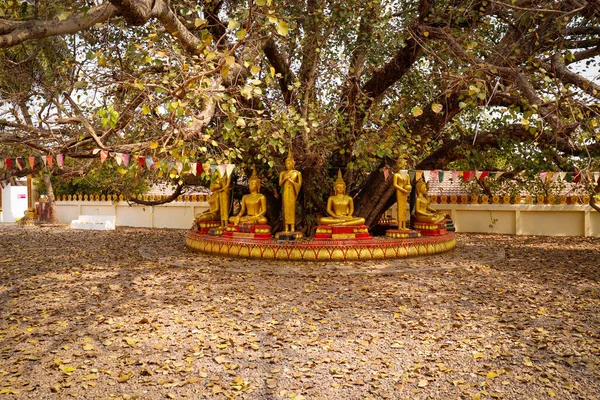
[551,53,600,100]
[0,4,118,48]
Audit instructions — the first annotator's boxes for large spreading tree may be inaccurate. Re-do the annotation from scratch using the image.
[1,0,599,231]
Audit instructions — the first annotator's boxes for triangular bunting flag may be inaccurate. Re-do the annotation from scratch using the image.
[145,156,155,170]
[138,156,145,169]
[0,159,4,170]
[16,158,24,170]
[422,170,431,183]
[594,172,600,183]
[46,155,53,168]
[40,156,46,167]
[539,172,547,183]
[475,171,483,180]
[559,172,567,181]
[400,169,408,180]
[408,170,416,182]
[430,170,438,183]
[190,163,197,176]
[100,150,109,164]
[57,154,64,168]
[210,163,218,175]
[217,164,227,177]
[383,167,390,180]
[197,162,203,176]
[495,171,503,179]
[225,163,235,177]
[92,148,101,155]
[565,172,573,182]
[122,153,130,167]
[416,170,423,181]
[176,162,183,174]
[114,153,123,166]
[6,158,12,170]
[28,157,36,169]
[573,170,581,184]
[438,170,445,182]
[452,170,458,181]
[479,171,489,180]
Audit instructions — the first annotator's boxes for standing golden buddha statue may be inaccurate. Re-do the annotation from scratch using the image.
[279,151,302,232]
[217,172,232,227]
[415,179,446,224]
[229,169,268,225]
[318,169,365,226]
[393,168,412,230]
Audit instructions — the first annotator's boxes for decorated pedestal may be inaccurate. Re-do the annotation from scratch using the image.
[193,221,221,234]
[413,221,448,236]
[386,229,420,239]
[275,232,305,241]
[314,225,370,240]
[222,224,271,240]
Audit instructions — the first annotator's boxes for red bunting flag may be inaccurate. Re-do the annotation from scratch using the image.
[478,171,489,180]
[100,150,109,164]
[383,167,390,180]
[28,157,36,169]
[138,156,145,169]
[6,158,12,170]
[46,155,53,168]
[196,162,203,176]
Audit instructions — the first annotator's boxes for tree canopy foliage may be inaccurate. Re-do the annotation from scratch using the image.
[1,0,599,229]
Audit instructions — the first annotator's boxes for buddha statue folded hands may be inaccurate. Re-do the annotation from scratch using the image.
[318,170,365,227]
[229,169,268,225]
[415,179,446,224]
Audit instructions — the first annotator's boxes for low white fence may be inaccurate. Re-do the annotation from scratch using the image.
[52,198,600,237]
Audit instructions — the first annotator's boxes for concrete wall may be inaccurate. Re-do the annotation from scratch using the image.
[50,198,600,237]
[55,200,209,230]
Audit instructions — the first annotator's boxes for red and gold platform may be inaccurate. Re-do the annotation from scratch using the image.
[186,230,456,261]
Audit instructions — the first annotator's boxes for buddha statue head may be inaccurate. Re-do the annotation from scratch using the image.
[285,150,295,170]
[416,179,429,194]
[333,169,346,195]
[248,168,261,193]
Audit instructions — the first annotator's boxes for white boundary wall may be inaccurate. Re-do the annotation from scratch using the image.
[51,199,600,237]
[55,200,209,230]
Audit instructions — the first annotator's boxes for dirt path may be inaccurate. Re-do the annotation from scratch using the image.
[0,225,599,399]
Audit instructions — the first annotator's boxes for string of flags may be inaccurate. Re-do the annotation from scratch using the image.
[2,150,600,189]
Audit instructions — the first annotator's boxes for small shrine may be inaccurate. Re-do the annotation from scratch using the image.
[187,154,455,261]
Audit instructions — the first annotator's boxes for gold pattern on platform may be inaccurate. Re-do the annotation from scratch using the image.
[319,169,365,226]
[186,230,456,261]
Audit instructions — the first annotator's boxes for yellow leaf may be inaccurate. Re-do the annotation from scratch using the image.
[412,106,423,117]
[256,0,267,5]
[277,21,289,36]
[141,105,150,115]
[150,141,159,149]
[431,103,443,113]
[194,18,206,28]
[270,66,275,77]
[423,31,429,37]
[523,356,533,367]
[473,352,485,359]
[251,65,261,75]
[124,337,138,348]
[83,343,95,351]
[225,55,235,66]
[57,11,72,21]
[418,379,428,387]
[59,365,76,374]
[487,371,498,379]
[236,28,247,40]
[228,20,240,30]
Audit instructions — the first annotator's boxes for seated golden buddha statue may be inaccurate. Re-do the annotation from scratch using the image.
[195,179,221,222]
[415,179,446,224]
[318,169,365,226]
[229,169,268,225]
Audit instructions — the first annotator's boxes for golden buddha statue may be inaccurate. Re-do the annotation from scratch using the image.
[318,169,365,226]
[217,172,232,227]
[279,151,302,232]
[393,167,412,230]
[415,179,446,224]
[195,178,221,223]
[229,169,268,225]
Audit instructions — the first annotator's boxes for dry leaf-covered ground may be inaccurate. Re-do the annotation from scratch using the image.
[0,225,599,400]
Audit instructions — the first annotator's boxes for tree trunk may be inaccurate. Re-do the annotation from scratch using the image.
[42,172,58,224]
